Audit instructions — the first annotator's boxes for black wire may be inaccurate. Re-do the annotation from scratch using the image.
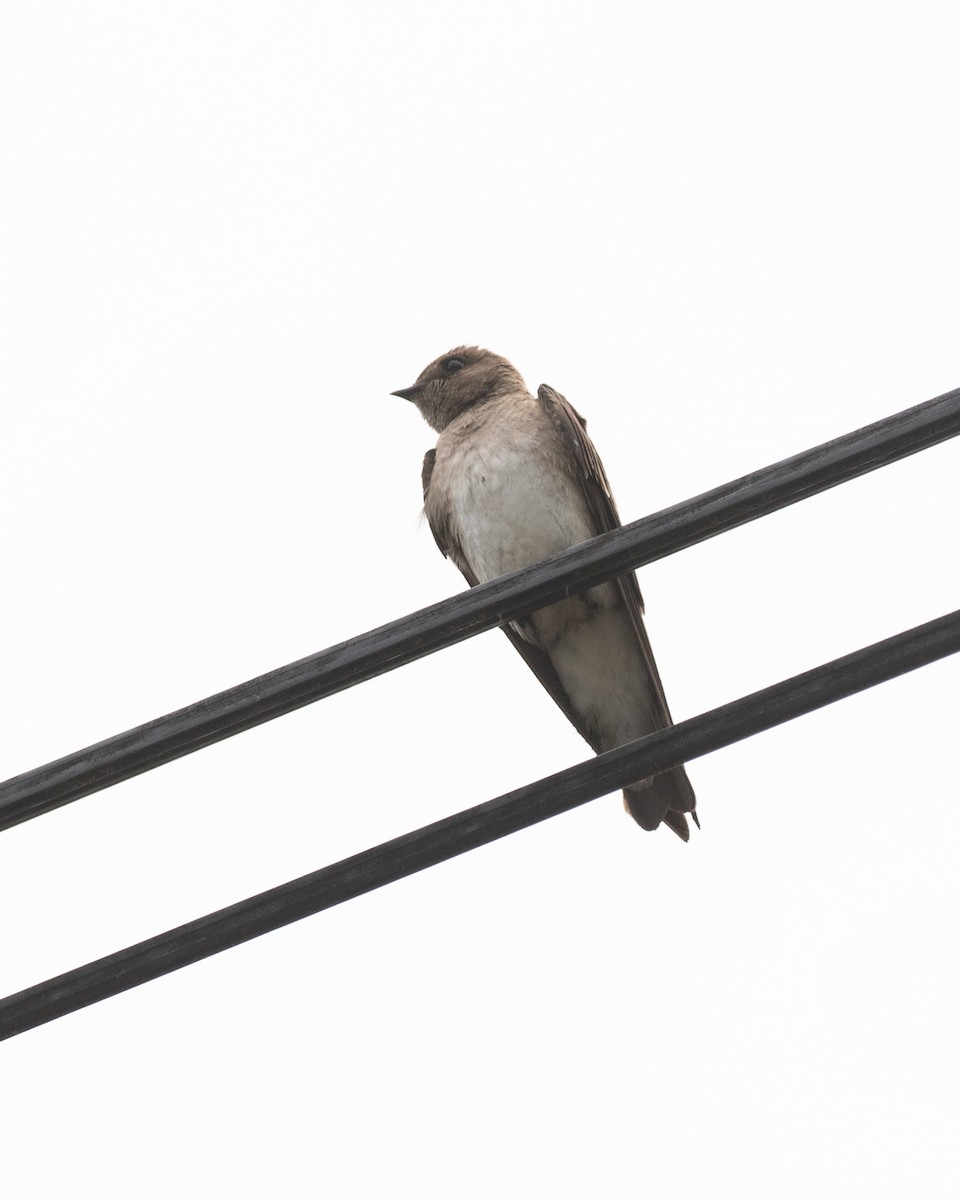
[1,385,958,833]
[2,608,958,1042]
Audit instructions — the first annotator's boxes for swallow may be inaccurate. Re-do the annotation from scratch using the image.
[394,346,697,838]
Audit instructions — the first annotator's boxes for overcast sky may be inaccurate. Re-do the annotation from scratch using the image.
[2,3,958,1197]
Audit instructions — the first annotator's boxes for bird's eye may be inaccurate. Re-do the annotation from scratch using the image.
[444,357,466,373]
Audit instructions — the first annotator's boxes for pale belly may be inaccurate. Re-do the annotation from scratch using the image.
[429,406,659,749]
[433,417,596,583]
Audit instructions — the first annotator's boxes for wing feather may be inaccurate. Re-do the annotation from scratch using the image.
[536,383,677,728]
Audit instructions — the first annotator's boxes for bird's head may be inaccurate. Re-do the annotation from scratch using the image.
[392,346,526,431]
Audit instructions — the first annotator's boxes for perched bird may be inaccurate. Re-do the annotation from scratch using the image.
[393,346,697,839]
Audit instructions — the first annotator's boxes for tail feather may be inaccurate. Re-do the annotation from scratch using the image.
[623,765,697,841]
[662,809,691,842]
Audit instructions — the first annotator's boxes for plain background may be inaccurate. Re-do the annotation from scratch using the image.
[1,3,958,1196]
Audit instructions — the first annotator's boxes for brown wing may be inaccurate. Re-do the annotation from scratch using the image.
[421,447,473,574]
[535,383,678,729]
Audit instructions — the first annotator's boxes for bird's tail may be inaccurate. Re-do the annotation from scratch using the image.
[623,766,698,842]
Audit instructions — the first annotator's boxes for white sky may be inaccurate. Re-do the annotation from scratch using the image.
[1,3,958,1196]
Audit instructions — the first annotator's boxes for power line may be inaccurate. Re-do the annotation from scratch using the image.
[2,385,958,833]
[2,608,957,1042]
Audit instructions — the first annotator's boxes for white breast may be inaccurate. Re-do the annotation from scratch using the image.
[430,396,597,583]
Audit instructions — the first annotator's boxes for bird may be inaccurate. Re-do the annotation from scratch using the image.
[393,346,697,839]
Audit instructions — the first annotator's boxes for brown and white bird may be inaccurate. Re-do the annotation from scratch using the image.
[393,346,697,840]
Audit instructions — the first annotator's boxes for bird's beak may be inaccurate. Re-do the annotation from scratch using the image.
[391,385,423,402]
